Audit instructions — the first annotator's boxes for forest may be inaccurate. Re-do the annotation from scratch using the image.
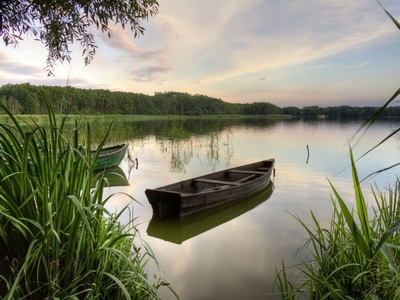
[0,83,399,118]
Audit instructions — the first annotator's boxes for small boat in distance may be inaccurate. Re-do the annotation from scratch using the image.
[145,159,275,218]
[93,143,128,171]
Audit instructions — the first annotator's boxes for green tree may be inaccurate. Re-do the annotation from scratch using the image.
[6,96,21,114]
[282,106,301,117]
[302,106,322,117]
[0,0,159,75]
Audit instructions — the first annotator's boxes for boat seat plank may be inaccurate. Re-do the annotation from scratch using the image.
[159,190,193,197]
[193,178,241,186]
[227,170,266,175]
[256,167,270,172]
[236,174,257,183]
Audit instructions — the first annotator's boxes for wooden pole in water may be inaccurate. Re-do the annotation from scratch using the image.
[306,145,310,164]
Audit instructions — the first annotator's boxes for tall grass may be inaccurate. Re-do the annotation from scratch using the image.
[0,92,170,299]
[275,148,400,299]
[166,120,191,140]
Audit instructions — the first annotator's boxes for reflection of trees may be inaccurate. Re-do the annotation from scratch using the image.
[159,138,194,173]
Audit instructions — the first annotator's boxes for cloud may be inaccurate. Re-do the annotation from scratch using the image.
[153,0,397,88]
[129,64,173,83]
[0,46,113,90]
[350,61,371,68]
[0,53,43,77]
[95,27,173,83]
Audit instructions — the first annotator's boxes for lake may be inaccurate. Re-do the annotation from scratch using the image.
[100,117,400,299]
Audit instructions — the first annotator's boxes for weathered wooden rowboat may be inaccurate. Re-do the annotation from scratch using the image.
[145,159,275,218]
[147,182,274,243]
[93,143,128,171]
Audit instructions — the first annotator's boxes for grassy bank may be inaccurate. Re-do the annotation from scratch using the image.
[0,93,170,299]
[0,113,292,124]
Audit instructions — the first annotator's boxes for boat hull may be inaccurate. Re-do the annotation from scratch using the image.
[147,182,274,244]
[145,159,275,218]
[93,143,128,171]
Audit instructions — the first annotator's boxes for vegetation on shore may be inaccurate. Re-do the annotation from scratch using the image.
[0,84,281,116]
[2,83,400,118]
[0,113,290,124]
[275,150,400,299]
[0,92,170,299]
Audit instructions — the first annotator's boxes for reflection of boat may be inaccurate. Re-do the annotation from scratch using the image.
[93,143,128,171]
[145,159,275,218]
[146,182,274,244]
[93,166,129,187]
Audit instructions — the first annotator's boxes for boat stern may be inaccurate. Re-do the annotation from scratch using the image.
[145,189,182,218]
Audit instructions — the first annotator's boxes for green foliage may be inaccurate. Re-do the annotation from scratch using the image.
[166,120,191,140]
[275,149,400,299]
[0,84,283,116]
[282,106,301,117]
[1,0,159,75]
[4,83,400,118]
[0,92,168,299]
[301,106,323,118]
[243,102,283,115]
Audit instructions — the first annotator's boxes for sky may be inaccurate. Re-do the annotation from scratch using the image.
[1,0,400,108]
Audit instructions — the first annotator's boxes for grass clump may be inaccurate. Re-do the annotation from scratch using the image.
[166,120,191,140]
[0,93,169,299]
[275,149,400,299]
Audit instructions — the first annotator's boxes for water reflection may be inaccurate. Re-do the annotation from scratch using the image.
[157,127,233,173]
[93,166,129,187]
[204,127,234,171]
[159,139,194,173]
[99,117,400,300]
[147,182,274,244]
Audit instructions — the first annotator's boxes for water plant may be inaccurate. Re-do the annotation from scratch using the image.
[0,92,169,299]
[275,149,400,299]
[166,120,191,140]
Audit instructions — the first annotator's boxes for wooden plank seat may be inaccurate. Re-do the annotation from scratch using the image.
[193,178,241,186]
[256,167,271,172]
[236,174,257,183]
[227,169,267,175]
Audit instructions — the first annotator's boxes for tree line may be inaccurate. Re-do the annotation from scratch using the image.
[1,83,400,118]
[0,83,281,116]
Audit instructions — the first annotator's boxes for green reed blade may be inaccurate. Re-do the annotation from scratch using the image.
[329,179,372,259]
[349,148,371,244]
[374,220,400,256]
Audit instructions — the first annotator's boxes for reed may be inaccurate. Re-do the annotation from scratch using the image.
[167,120,191,140]
[0,92,169,299]
[275,148,400,299]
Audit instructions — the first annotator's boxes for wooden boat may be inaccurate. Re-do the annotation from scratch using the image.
[147,182,274,244]
[93,143,128,171]
[145,159,275,218]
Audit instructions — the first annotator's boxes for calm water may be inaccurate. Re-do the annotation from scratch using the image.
[101,117,400,299]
